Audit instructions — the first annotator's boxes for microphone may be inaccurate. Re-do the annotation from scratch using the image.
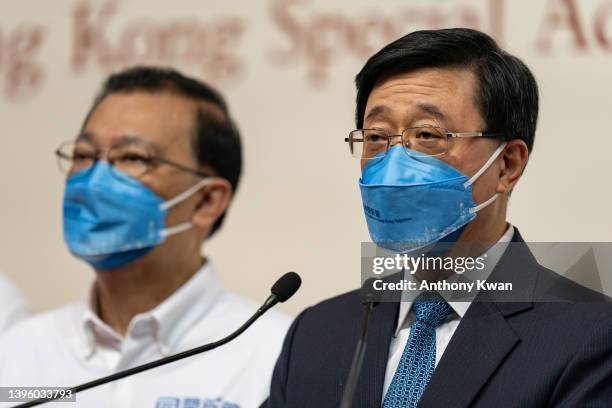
[339,278,379,408]
[13,272,302,408]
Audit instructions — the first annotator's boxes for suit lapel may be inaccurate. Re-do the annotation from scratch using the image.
[419,229,537,407]
[418,301,519,407]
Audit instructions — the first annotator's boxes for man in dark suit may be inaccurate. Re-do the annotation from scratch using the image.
[265,28,612,407]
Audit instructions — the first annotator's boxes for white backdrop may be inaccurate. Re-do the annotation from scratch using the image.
[1,0,611,315]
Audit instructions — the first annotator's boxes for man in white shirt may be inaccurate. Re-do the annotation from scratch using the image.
[0,272,30,333]
[0,66,290,408]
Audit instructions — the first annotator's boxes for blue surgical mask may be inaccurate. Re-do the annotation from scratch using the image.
[359,143,506,253]
[63,161,210,270]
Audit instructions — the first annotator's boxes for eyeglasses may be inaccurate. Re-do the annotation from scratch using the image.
[55,139,208,179]
[344,125,503,159]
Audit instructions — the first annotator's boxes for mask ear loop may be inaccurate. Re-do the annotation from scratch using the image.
[463,142,507,214]
[464,142,507,189]
[159,222,194,238]
[469,194,499,214]
[160,178,212,211]
[158,178,212,238]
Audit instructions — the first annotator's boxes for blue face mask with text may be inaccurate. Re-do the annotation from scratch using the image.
[63,162,209,270]
[359,143,506,253]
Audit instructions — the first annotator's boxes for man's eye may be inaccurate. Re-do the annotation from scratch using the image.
[365,134,387,143]
[416,130,442,140]
[118,154,149,164]
[73,152,95,161]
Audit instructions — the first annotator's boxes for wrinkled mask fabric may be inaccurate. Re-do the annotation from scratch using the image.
[63,161,209,269]
[359,143,506,253]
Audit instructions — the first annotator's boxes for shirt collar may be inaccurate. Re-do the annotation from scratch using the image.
[394,225,515,336]
[151,261,224,354]
[79,261,224,359]
[81,287,121,360]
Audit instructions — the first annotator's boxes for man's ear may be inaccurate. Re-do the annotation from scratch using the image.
[191,177,233,232]
[497,139,529,194]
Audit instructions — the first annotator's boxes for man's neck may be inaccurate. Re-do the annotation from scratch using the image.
[94,252,204,337]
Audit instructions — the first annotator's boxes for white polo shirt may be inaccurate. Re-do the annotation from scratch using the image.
[0,262,291,408]
[0,272,30,333]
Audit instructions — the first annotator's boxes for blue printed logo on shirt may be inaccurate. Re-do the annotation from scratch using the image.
[155,396,239,408]
[155,397,180,408]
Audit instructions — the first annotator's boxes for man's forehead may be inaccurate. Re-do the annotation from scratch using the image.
[365,67,481,127]
[82,91,224,150]
[372,67,476,93]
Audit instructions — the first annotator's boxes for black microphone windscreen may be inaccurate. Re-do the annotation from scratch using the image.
[271,272,301,302]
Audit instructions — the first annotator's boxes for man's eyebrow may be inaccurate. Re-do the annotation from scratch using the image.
[114,135,162,154]
[364,105,391,123]
[365,103,447,124]
[76,131,95,143]
[416,102,446,120]
[75,133,162,154]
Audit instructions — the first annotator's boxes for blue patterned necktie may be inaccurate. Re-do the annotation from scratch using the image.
[382,292,453,408]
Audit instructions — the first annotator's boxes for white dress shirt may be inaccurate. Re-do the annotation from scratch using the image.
[0,272,30,333]
[382,225,515,396]
[0,262,291,408]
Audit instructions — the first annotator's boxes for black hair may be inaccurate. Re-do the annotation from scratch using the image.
[355,28,538,152]
[87,66,242,237]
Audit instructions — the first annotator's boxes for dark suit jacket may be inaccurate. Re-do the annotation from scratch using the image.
[265,230,612,407]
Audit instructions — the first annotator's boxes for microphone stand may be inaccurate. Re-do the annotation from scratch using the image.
[340,275,382,408]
